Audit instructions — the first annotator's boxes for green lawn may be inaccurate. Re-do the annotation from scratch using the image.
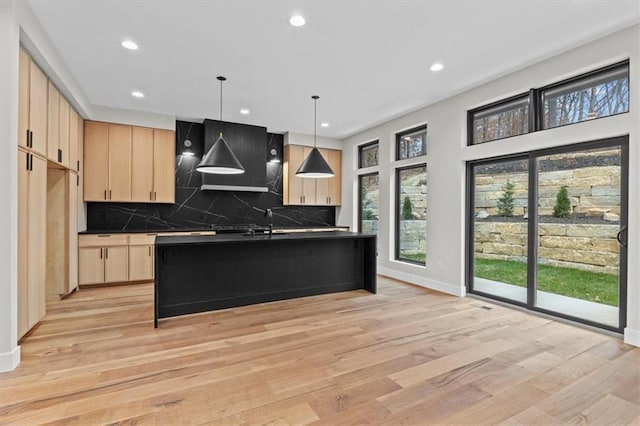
[401,252,426,263]
[474,258,618,306]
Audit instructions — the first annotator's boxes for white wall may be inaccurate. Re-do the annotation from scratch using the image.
[339,24,640,346]
[284,132,342,150]
[0,0,22,372]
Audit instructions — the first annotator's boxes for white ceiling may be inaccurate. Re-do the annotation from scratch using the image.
[28,1,639,139]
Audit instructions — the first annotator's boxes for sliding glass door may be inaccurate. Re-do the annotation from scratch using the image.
[468,137,628,332]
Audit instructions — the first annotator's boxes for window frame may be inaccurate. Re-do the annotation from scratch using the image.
[358,172,379,233]
[395,125,427,161]
[467,92,532,146]
[358,140,380,169]
[467,60,630,146]
[395,163,427,266]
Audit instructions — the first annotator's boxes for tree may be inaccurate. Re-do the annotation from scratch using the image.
[402,196,413,220]
[496,180,515,217]
[553,186,572,218]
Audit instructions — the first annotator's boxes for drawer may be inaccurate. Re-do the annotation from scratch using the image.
[129,233,157,245]
[157,231,217,237]
[79,234,129,247]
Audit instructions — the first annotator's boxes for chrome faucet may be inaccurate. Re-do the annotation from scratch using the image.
[265,209,273,236]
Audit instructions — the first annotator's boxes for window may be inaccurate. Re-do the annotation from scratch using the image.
[469,95,529,145]
[359,173,379,235]
[396,126,426,160]
[542,63,629,129]
[468,61,629,145]
[396,164,427,264]
[359,141,379,168]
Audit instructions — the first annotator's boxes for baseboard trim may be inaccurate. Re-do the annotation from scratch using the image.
[624,327,640,347]
[378,267,465,297]
[0,345,20,372]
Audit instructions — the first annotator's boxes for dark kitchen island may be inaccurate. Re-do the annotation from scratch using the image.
[154,231,376,326]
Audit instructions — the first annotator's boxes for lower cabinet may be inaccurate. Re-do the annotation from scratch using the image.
[78,234,129,285]
[128,234,156,281]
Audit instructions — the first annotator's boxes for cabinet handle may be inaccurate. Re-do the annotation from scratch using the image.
[329,196,331,204]
[77,175,79,186]
[104,190,107,200]
[109,190,112,200]
[25,152,29,170]
[25,129,30,147]
[154,192,157,201]
[149,246,152,256]
[150,191,153,201]
[77,160,80,171]
[29,154,33,171]
[105,247,109,259]
[99,248,103,259]
[57,149,62,163]
[28,130,33,148]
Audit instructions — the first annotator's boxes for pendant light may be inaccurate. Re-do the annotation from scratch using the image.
[197,76,244,174]
[296,95,334,178]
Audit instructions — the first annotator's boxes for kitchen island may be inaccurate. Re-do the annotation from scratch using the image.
[154,231,376,326]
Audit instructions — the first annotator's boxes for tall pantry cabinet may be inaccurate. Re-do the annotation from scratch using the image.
[18,47,84,340]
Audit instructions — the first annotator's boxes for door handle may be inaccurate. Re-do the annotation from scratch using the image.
[25,152,29,170]
[617,226,627,248]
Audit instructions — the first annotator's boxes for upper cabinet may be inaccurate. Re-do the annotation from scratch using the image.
[283,144,342,206]
[84,121,175,203]
[18,48,48,157]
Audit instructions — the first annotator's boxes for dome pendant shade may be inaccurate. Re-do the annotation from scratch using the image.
[196,133,245,174]
[295,95,334,178]
[296,147,333,178]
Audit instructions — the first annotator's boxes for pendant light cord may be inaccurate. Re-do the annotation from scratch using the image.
[220,79,223,121]
[312,95,319,148]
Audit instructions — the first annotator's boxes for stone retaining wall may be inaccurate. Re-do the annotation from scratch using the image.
[475,221,619,274]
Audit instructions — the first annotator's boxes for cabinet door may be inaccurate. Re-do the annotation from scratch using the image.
[84,121,109,201]
[59,96,70,168]
[108,124,132,201]
[28,154,47,329]
[128,245,154,281]
[104,246,129,283]
[68,172,79,293]
[284,145,316,205]
[47,81,60,162]
[316,148,341,206]
[29,60,48,157]
[79,247,104,285]
[153,129,175,203]
[69,108,79,172]
[131,126,154,202]
[18,49,30,149]
[17,150,29,338]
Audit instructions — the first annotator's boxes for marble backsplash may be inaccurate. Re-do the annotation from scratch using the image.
[86,121,336,232]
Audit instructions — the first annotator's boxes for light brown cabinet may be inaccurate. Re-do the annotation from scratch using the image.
[47,82,71,168]
[69,108,81,172]
[152,129,176,203]
[84,121,109,201]
[84,121,174,203]
[78,234,129,285]
[67,172,79,293]
[283,145,342,206]
[18,48,48,157]
[128,234,155,281]
[315,148,342,206]
[17,148,47,339]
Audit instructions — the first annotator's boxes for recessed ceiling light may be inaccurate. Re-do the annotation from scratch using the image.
[430,62,444,72]
[121,40,138,50]
[131,91,145,98]
[240,108,250,115]
[290,15,306,27]
[321,122,329,128]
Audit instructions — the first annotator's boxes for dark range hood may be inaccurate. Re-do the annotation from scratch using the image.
[201,119,269,192]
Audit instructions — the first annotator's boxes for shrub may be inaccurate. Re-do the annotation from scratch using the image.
[402,196,413,220]
[553,186,572,218]
[496,180,515,217]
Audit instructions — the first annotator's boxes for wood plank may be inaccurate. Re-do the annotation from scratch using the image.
[1,276,638,425]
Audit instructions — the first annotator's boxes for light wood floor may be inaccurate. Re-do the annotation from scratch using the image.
[1,276,638,425]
